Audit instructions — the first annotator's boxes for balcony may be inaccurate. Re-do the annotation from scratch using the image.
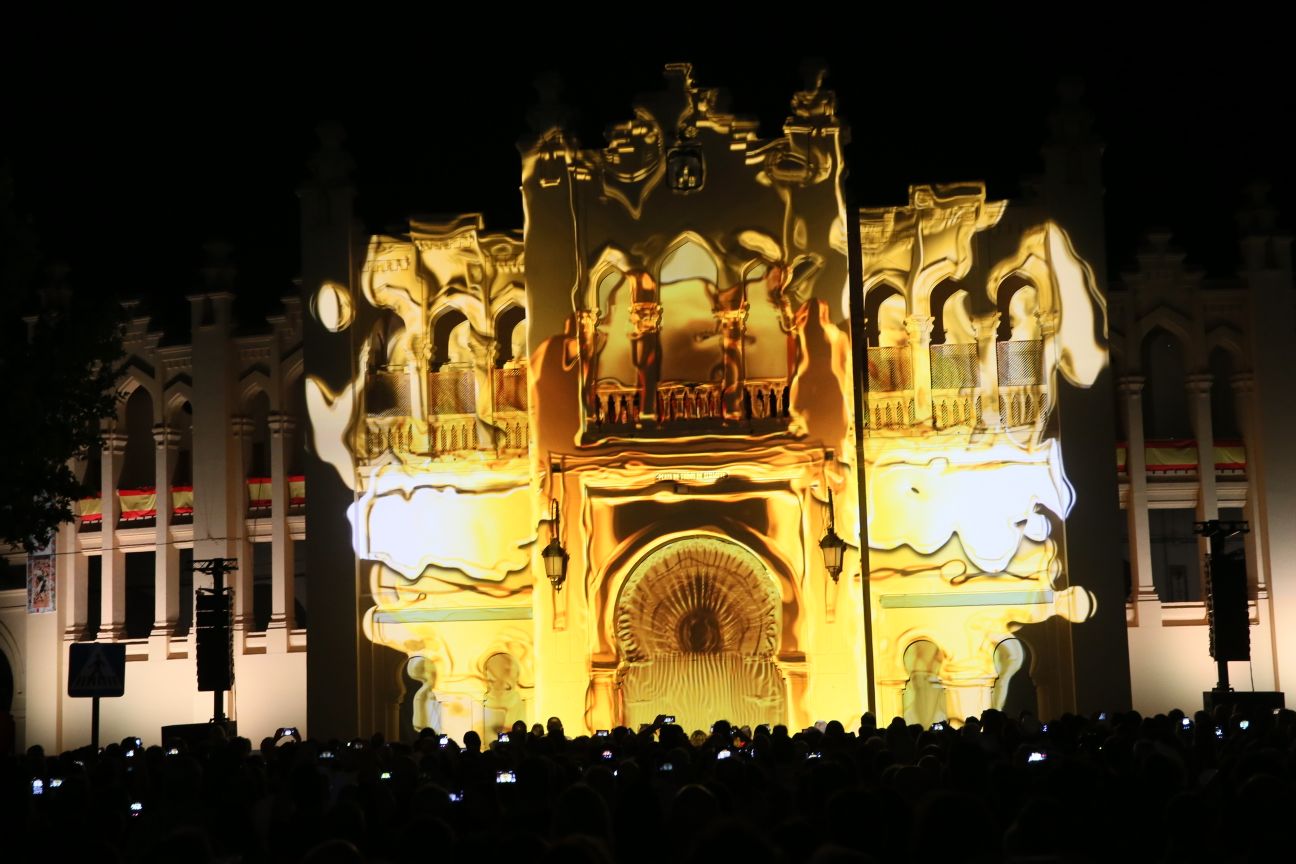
[587,378,790,439]
[863,340,1048,433]
[246,476,307,517]
[930,343,979,431]
[865,346,914,430]
[77,486,195,531]
[1116,439,1247,478]
[362,365,529,460]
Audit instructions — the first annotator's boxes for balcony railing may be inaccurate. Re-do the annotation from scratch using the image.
[370,368,413,418]
[77,486,195,529]
[246,476,307,516]
[588,378,790,436]
[997,340,1043,386]
[998,386,1048,428]
[494,367,527,412]
[428,365,476,416]
[930,343,979,430]
[868,346,912,393]
[1116,439,1247,476]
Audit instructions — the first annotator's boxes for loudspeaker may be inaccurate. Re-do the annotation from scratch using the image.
[1207,551,1250,661]
[195,588,234,691]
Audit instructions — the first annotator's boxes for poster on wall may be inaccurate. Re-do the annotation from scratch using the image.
[27,542,56,614]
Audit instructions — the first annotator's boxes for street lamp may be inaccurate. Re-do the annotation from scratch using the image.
[541,498,568,591]
[819,486,846,581]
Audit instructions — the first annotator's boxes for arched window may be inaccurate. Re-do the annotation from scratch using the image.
[494,306,528,415]
[864,285,905,349]
[495,306,527,369]
[658,239,721,384]
[995,275,1040,342]
[864,286,910,393]
[1209,347,1241,440]
[118,385,154,493]
[429,309,474,416]
[902,640,948,727]
[930,287,978,394]
[993,637,1038,717]
[431,309,470,372]
[929,281,974,346]
[246,391,271,483]
[1141,327,1191,439]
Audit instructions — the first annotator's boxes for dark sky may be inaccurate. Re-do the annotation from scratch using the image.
[4,17,1291,331]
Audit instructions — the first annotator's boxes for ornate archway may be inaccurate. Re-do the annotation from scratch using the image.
[615,536,786,731]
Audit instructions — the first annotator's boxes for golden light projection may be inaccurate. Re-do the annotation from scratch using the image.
[858,188,1108,726]
[304,65,1109,739]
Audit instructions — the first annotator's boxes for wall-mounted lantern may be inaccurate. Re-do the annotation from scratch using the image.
[819,486,846,582]
[542,498,569,591]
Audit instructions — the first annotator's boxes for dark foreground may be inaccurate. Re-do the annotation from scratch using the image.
[3,706,1293,864]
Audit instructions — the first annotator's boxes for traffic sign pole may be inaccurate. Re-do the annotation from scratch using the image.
[91,695,100,750]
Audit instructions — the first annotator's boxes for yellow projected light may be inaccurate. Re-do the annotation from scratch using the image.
[305,68,1108,739]
[858,190,1108,726]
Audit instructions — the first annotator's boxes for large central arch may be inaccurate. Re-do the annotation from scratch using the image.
[614,536,786,731]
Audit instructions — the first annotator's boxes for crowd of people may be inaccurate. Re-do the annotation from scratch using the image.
[4,705,1295,863]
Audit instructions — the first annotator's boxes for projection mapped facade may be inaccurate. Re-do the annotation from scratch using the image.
[13,67,1296,753]
[303,65,1114,738]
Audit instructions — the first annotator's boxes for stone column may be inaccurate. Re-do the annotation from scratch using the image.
[629,281,662,425]
[1186,373,1219,600]
[1231,373,1265,594]
[716,304,749,422]
[1037,310,1060,423]
[906,315,934,425]
[64,545,89,640]
[151,425,181,646]
[98,431,128,640]
[267,412,296,649]
[972,312,1001,426]
[230,415,256,629]
[1119,376,1157,607]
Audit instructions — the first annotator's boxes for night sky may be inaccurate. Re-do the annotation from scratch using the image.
[4,18,1291,332]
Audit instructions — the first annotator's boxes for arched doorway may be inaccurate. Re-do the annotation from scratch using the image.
[0,643,14,757]
[615,537,786,731]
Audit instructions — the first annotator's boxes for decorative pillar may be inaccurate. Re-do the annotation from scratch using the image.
[267,412,296,648]
[98,431,128,640]
[230,415,256,629]
[1119,376,1157,606]
[906,315,934,425]
[973,312,1002,426]
[1037,310,1060,421]
[1186,374,1219,599]
[1232,373,1265,594]
[716,304,749,422]
[628,272,662,425]
[65,546,89,640]
[575,309,600,426]
[151,425,181,643]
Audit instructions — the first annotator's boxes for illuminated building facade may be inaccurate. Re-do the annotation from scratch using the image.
[1,67,1293,750]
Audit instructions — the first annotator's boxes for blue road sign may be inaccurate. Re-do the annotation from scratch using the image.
[68,642,126,698]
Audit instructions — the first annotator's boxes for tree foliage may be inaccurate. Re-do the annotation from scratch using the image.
[0,161,122,552]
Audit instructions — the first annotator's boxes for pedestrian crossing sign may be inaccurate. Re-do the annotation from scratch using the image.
[68,643,126,698]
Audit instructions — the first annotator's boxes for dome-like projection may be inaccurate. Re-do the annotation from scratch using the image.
[615,537,785,730]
